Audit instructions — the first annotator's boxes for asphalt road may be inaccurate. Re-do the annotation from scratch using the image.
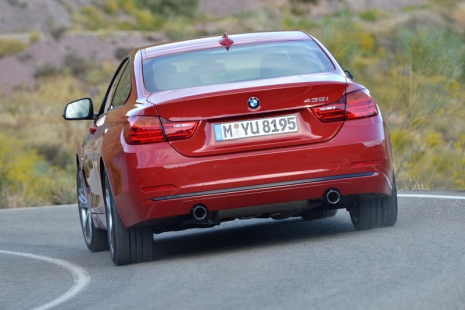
[1,191,464,310]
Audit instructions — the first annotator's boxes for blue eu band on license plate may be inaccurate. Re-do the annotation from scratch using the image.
[214,115,298,141]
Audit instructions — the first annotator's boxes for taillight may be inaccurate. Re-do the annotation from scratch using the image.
[161,119,198,141]
[346,89,378,120]
[311,102,345,123]
[124,116,198,144]
[311,89,377,123]
[311,97,345,123]
[125,116,165,144]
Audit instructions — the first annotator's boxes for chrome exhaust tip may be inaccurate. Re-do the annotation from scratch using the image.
[325,189,340,205]
[192,204,208,220]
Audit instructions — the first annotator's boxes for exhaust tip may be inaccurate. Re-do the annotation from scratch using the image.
[192,204,208,220]
[325,189,340,205]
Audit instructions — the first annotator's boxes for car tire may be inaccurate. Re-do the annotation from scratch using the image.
[77,169,108,252]
[301,209,338,221]
[103,169,153,266]
[349,176,398,230]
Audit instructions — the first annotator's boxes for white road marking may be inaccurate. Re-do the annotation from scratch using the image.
[398,194,465,200]
[0,250,90,310]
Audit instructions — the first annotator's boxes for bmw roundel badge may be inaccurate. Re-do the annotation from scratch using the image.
[248,97,260,109]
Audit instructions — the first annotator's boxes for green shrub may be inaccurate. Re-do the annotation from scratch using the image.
[35,63,60,78]
[103,0,120,13]
[114,47,132,60]
[136,0,199,18]
[80,5,105,31]
[29,30,42,43]
[0,134,52,208]
[319,10,361,67]
[0,39,27,59]
[359,9,386,21]
[49,168,76,205]
[163,17,196,40]
[290,0,309,16]
[388,27,465,188]
[63,53,88,77]
[397,28,462,77]
[133,8,164,30]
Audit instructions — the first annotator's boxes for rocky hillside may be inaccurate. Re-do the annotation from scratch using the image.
[0,0,427,33]
[0,0,441,92]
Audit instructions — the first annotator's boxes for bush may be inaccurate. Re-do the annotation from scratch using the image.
[103,0,120,14]
[359,9,386,21]
[319,10,361,67]
[29,30,42,43]
[35,63,60,78]
[115,47,132,60]
[163,17,196,40]
[136,0,199,18]
[0,39,27,59]
[80,5,105,31]
[0,134,52,208]
[389,27,465,188]
[0,75,93,208]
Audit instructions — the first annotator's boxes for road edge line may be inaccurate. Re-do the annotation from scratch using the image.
[398,194,465,200]
[0,250,91,310]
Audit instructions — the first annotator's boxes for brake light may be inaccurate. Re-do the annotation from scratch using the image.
[311,89,377,123]
[125,116,165,144]
[346,89,378,119]
[124,116,198,144]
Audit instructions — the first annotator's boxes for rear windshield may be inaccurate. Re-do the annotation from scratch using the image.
[143,40,335,92]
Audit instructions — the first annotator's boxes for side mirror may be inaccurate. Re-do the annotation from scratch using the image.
[344,70,355,81]
[63,98,94,120]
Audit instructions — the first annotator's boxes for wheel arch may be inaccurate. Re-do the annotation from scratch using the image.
[99,156,129,229]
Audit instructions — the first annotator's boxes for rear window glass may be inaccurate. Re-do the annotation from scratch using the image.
[143,41,335,92]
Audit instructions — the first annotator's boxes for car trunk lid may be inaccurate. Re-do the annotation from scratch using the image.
[147,73,347,157]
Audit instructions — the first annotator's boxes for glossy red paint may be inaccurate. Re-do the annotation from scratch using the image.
[66,30,396,247]
[112,114,392,226]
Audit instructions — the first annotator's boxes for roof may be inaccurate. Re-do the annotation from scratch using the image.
[142,31,313,60]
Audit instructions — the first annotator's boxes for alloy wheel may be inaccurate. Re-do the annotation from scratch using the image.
[104,174,115,258]
[78,170,92,244]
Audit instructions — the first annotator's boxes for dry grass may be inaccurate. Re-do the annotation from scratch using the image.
[0,74,105,208]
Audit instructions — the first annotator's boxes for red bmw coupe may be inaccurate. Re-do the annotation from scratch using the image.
[63,31,397,265]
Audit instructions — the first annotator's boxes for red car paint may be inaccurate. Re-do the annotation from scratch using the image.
[64,31,396,264]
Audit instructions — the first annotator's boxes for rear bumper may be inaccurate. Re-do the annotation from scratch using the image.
[108,115,393,227]
[139,170,389,218]
[151,172,374,202]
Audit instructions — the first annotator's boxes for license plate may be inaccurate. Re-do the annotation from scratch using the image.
[214,115,298,141]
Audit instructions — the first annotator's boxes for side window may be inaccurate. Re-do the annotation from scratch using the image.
[100,59,129,114]
[111,62,132,109]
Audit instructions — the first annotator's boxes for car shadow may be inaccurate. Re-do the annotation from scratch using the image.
[151,214,356,261]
